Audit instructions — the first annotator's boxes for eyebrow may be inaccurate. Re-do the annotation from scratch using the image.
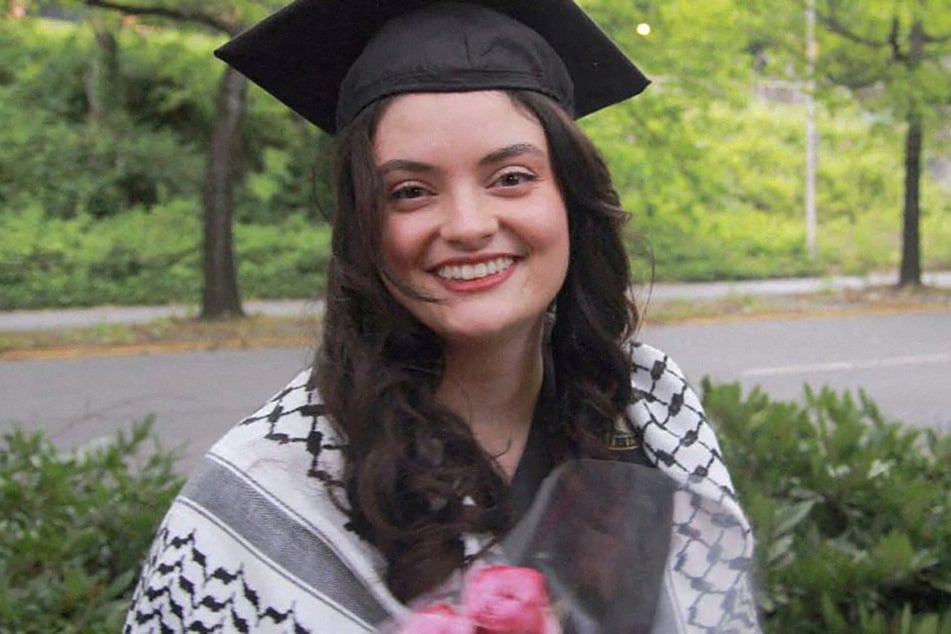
[478,143,545,167]
[377,159,434,175]
[377,143,546,175]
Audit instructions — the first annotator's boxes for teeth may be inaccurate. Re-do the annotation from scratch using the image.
[437,257,514,281]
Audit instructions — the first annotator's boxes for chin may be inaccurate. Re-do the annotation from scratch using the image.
[428,313,547,347]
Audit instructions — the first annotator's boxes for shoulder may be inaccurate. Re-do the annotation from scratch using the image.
[208,367,345,482]
[628,340,696,406]
[624,343,761,631]
[624,341,737,499]
[124,370,406,633]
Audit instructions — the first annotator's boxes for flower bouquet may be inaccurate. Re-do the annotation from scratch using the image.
[386,460,691,634]
[396,564,562,634]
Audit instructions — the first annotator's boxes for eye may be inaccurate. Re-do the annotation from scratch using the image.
[389,184,431,200]
[386,181,436,212]
[493,170,537,188]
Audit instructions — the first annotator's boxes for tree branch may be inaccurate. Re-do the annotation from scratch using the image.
[815,3,889,49]
[921,28,951,45]
[887,16,906,62]
[82,0,238,35]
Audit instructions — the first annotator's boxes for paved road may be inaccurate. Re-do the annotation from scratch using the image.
[2,310,948,472]
[0,346,316,470]
[642,310,950,429]
[2,270,949,332]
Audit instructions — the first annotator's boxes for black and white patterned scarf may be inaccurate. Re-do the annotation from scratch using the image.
[124,342,759,633]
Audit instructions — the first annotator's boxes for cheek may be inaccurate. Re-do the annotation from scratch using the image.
[537,206,571,273]
[379,217,431,313]
[548,213,572,296]
[555,214,571,256]
[380,216,417,272]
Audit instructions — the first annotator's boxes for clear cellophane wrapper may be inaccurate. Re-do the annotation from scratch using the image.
[382,460,759,634]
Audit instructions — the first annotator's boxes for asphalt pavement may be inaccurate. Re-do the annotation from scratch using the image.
[2,272,949,473]
[2,270,950,332]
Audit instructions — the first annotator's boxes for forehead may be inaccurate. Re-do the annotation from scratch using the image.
[373,91,547,162]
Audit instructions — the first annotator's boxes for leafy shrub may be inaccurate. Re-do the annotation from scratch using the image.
[1,19,90,122]
[0,204,332,309]
[5,15,951,306]
[118,26,219,138]
[3,385,950,632]
[0,200,201,309]
[0,21,204,220]
[0,92,203,219]
[0,419,183,633]
[704,381,951,633]
[236,214,332,300]
[584,94,951,282]
[238,83,336,224]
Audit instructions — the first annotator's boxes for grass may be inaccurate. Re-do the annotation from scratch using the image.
[641,284,951,325]
[0,314,320,359]
[2,285,948,359]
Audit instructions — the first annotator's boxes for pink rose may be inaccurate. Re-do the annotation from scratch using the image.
[461,565,557,634]
[398,603,476,634]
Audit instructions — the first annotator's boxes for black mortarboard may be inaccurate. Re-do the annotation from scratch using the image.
[215,0,649,135]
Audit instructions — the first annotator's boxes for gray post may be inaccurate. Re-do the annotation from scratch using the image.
[805,0,818,258]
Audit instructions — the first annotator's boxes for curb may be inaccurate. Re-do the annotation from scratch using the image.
[0,336,311,362]
[4,273,951,334]
[4,301,950,363]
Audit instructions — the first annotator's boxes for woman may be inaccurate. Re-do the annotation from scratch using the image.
[125,1,759,632]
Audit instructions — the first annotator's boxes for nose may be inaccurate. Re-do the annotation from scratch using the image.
[439,191,498,248]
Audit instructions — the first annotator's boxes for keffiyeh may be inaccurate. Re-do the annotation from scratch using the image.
[124,343,759,633]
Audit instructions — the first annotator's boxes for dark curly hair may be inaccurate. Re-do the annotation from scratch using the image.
[312,90,638,602]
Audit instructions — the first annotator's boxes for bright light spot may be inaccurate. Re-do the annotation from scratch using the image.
[636,23,652,36]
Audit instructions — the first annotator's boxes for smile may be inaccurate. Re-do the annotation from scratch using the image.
[435,257,515,281]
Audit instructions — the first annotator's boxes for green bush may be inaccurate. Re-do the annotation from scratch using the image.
[0,200,201,309]
[0,18,329,227]
[0,419,183,634]
[705,381,951,633]
[584,94,951,282]
[5,16,951,307]
[0,204,332,309]
[236,214,332,299]
[3,387,950,632]
[0,21,204,220]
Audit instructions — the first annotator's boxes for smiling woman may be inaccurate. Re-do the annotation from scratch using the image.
[377,91,570,351]
[123,2,760,633]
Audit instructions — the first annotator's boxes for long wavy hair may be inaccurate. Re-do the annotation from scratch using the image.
[312,90,638,602]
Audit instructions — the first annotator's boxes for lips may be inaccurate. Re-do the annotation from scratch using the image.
[434,256,516,282]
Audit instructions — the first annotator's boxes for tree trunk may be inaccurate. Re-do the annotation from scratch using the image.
[898,113,923,287]
[201,66,247,318]
[898,19,925,288]
[85,18,119,121]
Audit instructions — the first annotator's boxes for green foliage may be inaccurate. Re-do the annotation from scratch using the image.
[0,419,184,633]
[0,101,201,219]
[810,0,951,119]
[0,15,329,226]
[118,25,221,138]
[581,0,762,94]
[583,92,951,280]
[4,384,948,633]
[236,214,332,299]
[3,6,951,307]
[704,381,951,633]
[237,96,334,224]
[0,20,204,219]
[0,201,200,308]
[0,202,331,309]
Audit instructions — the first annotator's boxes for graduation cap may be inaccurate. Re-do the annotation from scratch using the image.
[215,0,649,135]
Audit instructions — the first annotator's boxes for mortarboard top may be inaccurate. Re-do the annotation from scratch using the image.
[215,0,649,135]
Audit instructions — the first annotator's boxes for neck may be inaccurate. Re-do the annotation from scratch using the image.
[437,326,546,480]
